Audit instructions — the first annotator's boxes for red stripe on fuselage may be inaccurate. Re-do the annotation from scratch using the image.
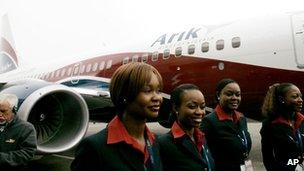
[47,52,304,119]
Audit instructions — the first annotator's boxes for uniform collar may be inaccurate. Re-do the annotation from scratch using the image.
[215,105,241,123]
[107,116,155,163]
[171,121,205,152]
[272,112,304,130]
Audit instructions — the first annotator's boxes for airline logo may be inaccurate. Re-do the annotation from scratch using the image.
[5,138,16,143]
[151,27,201,47]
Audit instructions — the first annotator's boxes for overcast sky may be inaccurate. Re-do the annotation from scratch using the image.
[1,0,304,66]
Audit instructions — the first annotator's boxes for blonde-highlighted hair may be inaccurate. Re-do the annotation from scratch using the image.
[109,62,163,115]
[261,83,295,119]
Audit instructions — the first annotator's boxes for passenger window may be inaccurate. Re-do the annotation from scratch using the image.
[92,62,98,72]
[80,65,85,74]
[51,72,55,78]
[175,47,182,57]
[73,67,79,75]
[99,61,105,70]
[152,51,159,61]
[56,70,61,77]
[67,67,72,76]
[216,39,224,50]
[123,57,129,65]
[232,37,241,48]
[201,42,209,53]
[106,60,112,69]
[86,64,92,73]
[141,54,148,62]
[132,55,139,62]
[188,44,195,54]
[61,68,66,77]
[163,49,170,59]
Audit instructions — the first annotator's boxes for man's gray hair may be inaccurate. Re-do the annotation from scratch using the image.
[0,93,18,109]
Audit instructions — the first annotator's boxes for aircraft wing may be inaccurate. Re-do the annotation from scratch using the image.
[57,76,114,121]
[71,87,110,98]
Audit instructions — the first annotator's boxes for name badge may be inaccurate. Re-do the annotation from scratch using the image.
[295,163,304,171]
[240,159,253,171]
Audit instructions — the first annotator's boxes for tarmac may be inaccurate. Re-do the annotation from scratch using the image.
[26,120,266,171]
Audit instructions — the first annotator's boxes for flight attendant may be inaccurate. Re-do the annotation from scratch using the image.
[71,62,163,171]
[200,78,252,171]
[260,83,304,171]
[159,84,215,171]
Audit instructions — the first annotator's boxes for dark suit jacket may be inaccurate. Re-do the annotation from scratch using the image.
[260,117,304,171]
[159,131,215,171]
[200,112,252,171]
[71,127,162,171]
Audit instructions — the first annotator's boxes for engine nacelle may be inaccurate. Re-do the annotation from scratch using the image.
[0,79,89,153]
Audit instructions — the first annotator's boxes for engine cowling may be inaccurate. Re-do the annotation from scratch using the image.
[0,79,89,153]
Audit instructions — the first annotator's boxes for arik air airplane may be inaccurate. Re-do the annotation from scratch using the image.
[1,11,304,154]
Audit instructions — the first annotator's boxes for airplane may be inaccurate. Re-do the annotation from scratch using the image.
[1,11,304,154]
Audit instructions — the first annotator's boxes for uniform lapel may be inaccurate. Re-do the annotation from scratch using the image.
[117,143,144,171]
[222,120,242,134]
[179,137,203,162]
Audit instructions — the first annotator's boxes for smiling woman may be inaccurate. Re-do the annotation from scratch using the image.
[159,83,215,171]
[71,62,163,171]
[200,78,252,171]
[260,83,304,171]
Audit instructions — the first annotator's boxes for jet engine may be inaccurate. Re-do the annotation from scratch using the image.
[0,79,89,153]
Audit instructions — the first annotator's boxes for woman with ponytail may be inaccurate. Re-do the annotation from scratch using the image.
[260,83,304,171]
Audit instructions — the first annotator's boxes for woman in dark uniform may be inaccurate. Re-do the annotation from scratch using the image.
[71,62,163,171]
[159,84,214,171]
[200,78,252,171]
[260,83,304,171]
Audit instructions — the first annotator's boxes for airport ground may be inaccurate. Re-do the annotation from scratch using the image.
[27,120,266,171]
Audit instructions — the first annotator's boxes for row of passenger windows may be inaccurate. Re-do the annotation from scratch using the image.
[123,37,241,64]
[187,37,241,55]
[21,37,241,80]
[24,60,113,80]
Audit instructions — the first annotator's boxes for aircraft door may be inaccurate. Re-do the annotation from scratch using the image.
[71,62,81,84]
[291,13,304,68]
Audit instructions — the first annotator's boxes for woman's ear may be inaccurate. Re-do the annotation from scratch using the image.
[278,96,285,104]
[216,92,220,101]
[172,104,179,116]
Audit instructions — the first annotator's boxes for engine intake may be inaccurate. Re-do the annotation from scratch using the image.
[0,79,89,153]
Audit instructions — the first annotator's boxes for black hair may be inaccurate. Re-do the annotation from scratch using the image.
[171,84,200,109]
[169,84,200,122]
[216,78,237,100]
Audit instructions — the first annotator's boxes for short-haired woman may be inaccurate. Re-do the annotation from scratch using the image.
[71,62,163,171]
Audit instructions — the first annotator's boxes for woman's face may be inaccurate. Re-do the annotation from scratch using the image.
[127,73,163,120]
[282,85,303,112]
[176,89,205,129]
[219,83,241,112]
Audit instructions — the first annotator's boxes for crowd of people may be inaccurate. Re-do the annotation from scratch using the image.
[1,62,304,171]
